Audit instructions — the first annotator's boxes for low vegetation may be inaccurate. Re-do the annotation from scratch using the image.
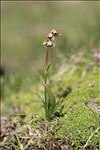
[1,50,100,149]
[1,2,100,150]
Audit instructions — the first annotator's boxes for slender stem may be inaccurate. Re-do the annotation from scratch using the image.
[45,47,49,85]
[83,127,100,148]
[44,47,49,118]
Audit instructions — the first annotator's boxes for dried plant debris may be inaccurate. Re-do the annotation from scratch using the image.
[0,117,17,150]
[0,117,74,150]
[0,115,26,150]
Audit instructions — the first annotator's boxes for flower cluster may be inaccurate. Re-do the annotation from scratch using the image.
[43,29,59,47]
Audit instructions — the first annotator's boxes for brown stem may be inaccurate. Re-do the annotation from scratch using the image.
[44,47,49,118]
[45,47,49,85]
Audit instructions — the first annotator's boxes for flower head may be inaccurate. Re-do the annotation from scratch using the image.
[43,29,58,47]
[43,39,55,47]
[51,29,58,37]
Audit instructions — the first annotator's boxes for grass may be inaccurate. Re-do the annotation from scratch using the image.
[1,1,100,149]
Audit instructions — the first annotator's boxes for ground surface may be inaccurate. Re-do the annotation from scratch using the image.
[1,54,100,150]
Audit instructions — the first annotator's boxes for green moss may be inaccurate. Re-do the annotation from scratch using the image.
[1,61,100,149]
